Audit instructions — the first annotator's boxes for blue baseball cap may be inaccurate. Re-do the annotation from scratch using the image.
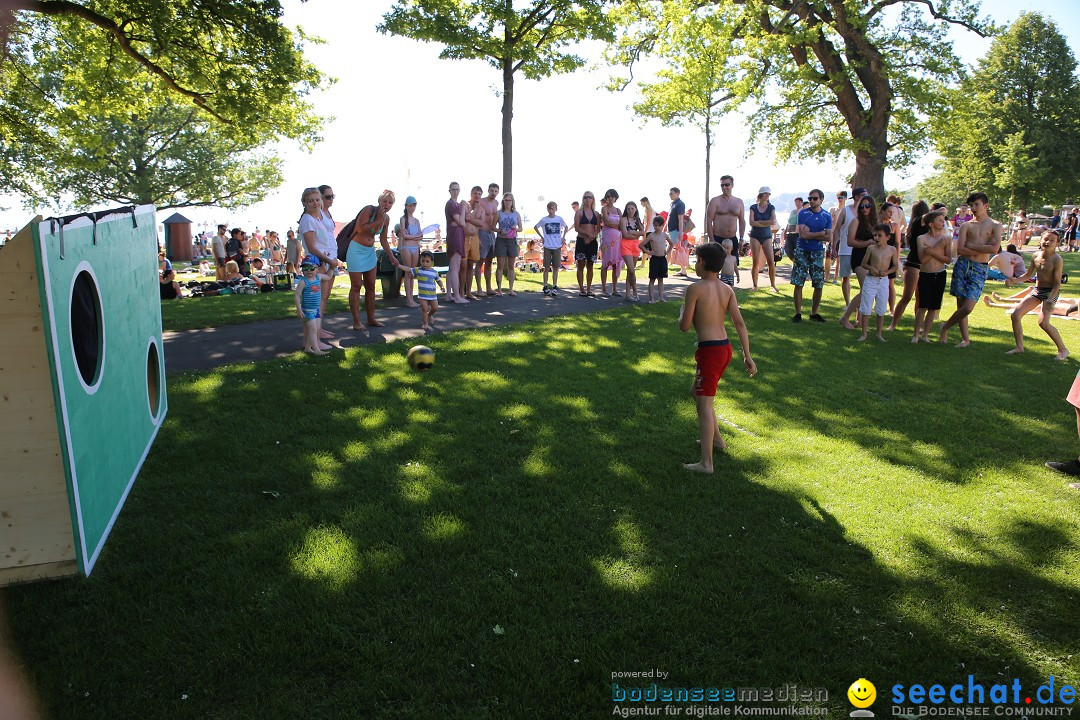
[405,196,417,206]
[300,255,319,268]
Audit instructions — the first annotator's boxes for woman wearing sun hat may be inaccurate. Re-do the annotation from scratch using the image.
[397,196,423,307]
[748,186,779,292]
[347,189,403,330]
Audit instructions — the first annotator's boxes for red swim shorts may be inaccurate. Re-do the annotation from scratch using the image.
[693,340,733,397]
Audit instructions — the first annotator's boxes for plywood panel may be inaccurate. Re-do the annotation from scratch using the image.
[0,560,78,585]
[0,220,75,580]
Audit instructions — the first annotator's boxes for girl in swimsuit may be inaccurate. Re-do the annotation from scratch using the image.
[889,200,929,331]
[398,197,423,307]
[347,190,404,331]
[638,197,655,270]
[600,188,623,296]
[619,201,644,302]
[574,191,601,296]
[748,189,779,291]
[839,198,879,329]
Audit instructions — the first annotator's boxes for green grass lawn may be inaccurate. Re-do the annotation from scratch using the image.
[6,282,1080,719]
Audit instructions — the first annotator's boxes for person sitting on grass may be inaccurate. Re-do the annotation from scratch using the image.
[1004,230,1069,361]
[988,244,1026,286]
[858,224,897,342]
[678,241,756,474]
[159,269,183,300]
[414,250,445,333]
[295,255,333,355]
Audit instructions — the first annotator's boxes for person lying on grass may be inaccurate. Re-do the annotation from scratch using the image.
[678,241,757,474]
[1003,230,1069,361]
[984,289,1080,317]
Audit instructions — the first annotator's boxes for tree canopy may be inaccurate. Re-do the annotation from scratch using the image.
[607,0,993,199]
[380,0,610,192]
[921,12,1080,212]
[1,0,326,208]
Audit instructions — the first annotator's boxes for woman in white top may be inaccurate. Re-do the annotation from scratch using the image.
[298,187,338,338]
[397,196,423,307]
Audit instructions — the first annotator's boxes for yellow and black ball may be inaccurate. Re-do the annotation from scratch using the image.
[406,345,435,371]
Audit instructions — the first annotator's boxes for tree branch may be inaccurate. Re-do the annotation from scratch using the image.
[14,0,228,121]
[865,0,988,35]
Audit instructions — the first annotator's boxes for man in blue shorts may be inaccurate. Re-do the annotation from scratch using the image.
[791,189,832,323]
[939,192,1002,347]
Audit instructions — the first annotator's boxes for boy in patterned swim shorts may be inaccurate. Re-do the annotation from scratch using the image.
[1005,230,1069,360]
[678,242,757,474]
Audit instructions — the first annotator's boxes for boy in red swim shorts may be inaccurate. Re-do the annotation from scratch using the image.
[678,242,757,474]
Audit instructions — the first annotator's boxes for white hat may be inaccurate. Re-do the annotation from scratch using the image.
[758,186,771,195]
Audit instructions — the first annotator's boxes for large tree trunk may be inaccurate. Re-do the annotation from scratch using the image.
[852,146,886,201]
[501,58,513,193]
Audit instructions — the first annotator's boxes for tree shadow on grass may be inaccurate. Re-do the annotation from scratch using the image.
[5,303,1079,719]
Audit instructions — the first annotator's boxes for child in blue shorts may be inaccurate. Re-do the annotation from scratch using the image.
[295,255,333,354]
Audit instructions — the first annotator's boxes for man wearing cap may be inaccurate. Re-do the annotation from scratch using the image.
[706,175,745,253]
[478,183,500,296]
[791,189,832,323]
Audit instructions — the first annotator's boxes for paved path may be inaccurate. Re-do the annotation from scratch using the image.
[162,259,798,372]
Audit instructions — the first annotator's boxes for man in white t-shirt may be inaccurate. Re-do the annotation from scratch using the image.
[211,223,228,281]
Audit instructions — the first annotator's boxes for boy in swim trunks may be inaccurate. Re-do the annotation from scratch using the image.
[939,192,1002,347]
[679,242,757,474]
[857,224,897,342]
[720,238,739,287]
[1006,230,1069,360]
[295,256,333,355]
[640,215,673,302]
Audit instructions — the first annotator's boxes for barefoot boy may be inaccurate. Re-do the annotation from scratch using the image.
[858,224,897,342]
[295,255,333,355]
[678,242,757,474]
[414,250,446,333]
[912,210,952,343]
[640,215,673,302]
[1006,230,1069,360]
[939,192,1002,347]
[720,238,740,287]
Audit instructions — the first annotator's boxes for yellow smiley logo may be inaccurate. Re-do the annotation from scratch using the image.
[848,678,876,708]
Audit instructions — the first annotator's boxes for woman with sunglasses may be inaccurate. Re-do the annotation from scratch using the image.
[889,200,930,331]
[574,191,601,296]
[839,198,878,329]
[346,190,403,331]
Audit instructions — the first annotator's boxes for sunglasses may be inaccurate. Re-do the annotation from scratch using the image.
[584,195,594,199]
[721,183,732,187]
[323,194,335,200]
[859,203,873,209]
[809,196,822,201]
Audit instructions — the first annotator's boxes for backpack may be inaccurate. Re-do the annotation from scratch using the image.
[225,235,240,256]
[336,206,374,261]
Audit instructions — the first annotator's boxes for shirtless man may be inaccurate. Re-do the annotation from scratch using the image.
[478,183,500,296]
[444,182,469,304]
[939,192,1003,347]
[706,175,745,258]
[464,186,487,300]
[678,241,756,474]
[1005,230,1069,360]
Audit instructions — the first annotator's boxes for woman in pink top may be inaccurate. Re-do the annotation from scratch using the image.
[599,188,623,297]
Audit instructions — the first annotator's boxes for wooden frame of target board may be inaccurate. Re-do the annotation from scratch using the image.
[0,205,166,584]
